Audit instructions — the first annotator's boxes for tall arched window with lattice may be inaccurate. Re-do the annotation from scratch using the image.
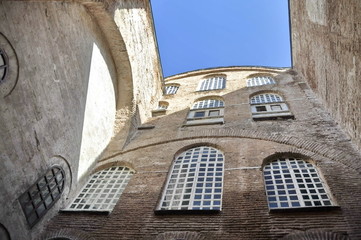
[64,166,134,212]
[157,146,224,211]
[186,98,224,125]
[250,92,293,120]
[263,157,335,210]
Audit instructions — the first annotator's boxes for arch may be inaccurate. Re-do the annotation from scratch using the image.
[261,152,312,168]
[202,73,227,80]
[282,230,349,240]
[64,166,134,212]
[157,146,224,211]
[0,223,11,240]
[43,228,96,240]
[263,155,335,210]
[158,101,169,110]
[156,231,206,240]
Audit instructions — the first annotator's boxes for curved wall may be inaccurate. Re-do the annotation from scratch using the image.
[0,2,118,239]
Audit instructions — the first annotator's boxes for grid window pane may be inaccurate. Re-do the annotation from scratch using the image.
[19,166,65,228]
[165,85,179,95]
[159,146,224,211]
[250,93,283,104]
[65,167,134,212]
[263,158,333,209]
[198,77,226,91]
[192,99,224,109]
[247,76,276,87]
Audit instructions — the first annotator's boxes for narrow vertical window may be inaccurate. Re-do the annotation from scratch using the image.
[198,76,226,91]
[263,157,334,210]
[158,146,224,211]
[19,166,65,228]
[64,166,134,212]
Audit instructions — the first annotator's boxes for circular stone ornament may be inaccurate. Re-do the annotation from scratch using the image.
[0,33,19,98]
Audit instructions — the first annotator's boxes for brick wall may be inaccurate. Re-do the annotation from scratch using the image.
[44,68,361,239]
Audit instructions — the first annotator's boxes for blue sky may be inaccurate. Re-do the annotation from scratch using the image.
[151,0,291,77]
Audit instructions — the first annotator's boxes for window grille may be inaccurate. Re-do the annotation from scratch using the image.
[65,167,134,212]
[19,166,65,228]
[192,99,224,109]
[0,49,8,83]
[198,77,226,91]
[165,85,179,95]
[250,93,283,104]
[263,157,333,209]
[247,76,275,87]
[158,146,224,211]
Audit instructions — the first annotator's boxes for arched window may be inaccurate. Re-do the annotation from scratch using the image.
[250,93,282,104]
[197,76,226,91]
[186,98,224,125]
[263,157,334,209]
[191,99,224,109]
[246,76,276,87]
[250,93,293,120]
[165,85,179,95]
[19,166,65,228]
[65,166,134,212]
[158,146,224,211]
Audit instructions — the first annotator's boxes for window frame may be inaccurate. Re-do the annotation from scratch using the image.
[156,146,224,212]
[186,98,225,125]
[250,93,294,120]
[263,157,336,211]
[63,166,134,213]
[165,85,179,95]
[197,76,226,91]
[246,76,276,87]
[19,166,65,228]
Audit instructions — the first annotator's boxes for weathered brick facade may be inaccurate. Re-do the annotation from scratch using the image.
[43,68,361,239]
[0,1,360,240]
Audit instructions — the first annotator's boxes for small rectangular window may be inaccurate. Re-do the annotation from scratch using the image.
[271,105,282,111]
[256,106,267,112]
[208,110,220,117]
[194,111,206,118]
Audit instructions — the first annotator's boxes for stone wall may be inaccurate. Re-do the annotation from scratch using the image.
[0,1,163,239]
[290,0,361,151]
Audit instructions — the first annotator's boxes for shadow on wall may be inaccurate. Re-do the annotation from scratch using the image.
[77,42,116,181]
